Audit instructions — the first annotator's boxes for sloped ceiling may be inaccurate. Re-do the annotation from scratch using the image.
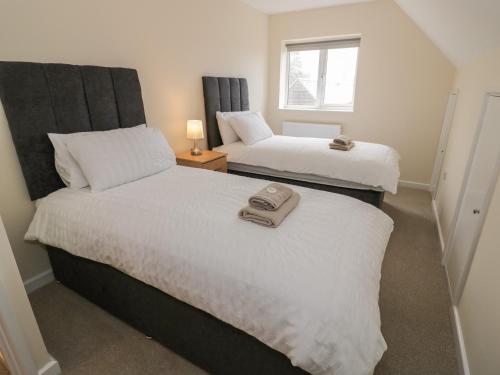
[240,0,500,67]
[384,0,500,66]
[239,0,373,15]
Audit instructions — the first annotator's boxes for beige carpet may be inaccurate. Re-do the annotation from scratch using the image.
[29,187,458,375]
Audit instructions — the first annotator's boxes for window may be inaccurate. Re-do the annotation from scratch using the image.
[283,38,360,111]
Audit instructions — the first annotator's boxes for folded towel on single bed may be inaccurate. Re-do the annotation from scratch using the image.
[333,134,352,146]
[329,142,354,151]
[249,182,293,210]
[239,192,300,227]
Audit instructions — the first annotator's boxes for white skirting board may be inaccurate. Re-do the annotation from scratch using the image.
[444,265,470,375]
[432,199,445,253]
[398,180,431,191]
[24,269,54,294]
[449,304,471,375]
[38,357,61,375]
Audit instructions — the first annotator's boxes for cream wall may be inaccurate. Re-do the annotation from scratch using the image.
[267,0,455,183]
[0,0,268,280]
[434,47,500,375]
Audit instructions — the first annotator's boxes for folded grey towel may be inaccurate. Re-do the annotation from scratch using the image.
[239,192,300,228]
[333,135,352,145]
[249,183,293,211]
[329,142,354,151]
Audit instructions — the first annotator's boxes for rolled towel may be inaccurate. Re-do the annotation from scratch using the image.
[333,135,352,146]
[329,142,354,151]
[239,192,300,228]
[249,183,293,211]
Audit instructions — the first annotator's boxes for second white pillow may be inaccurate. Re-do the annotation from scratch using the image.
[216,111,250,145]
[228,112,273,145]
[66,126,176,192]
[48,124,146,190]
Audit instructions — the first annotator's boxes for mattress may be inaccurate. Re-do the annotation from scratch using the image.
[227,162,384,191]
[214,136,400,193]
[26,165,394,375]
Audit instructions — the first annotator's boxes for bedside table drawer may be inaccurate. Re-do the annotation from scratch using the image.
[202,157,227,172]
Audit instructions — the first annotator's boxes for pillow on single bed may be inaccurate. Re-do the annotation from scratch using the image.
[66,126,175,192]
[48,124,146,189]
[228,112,273,145]
[49,133,89,189]
[216,111,250,145]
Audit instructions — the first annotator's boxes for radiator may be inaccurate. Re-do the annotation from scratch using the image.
[282,121,342,139]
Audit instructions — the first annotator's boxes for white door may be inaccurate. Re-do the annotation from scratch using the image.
[431,91,458,198]
[445,93,500,303]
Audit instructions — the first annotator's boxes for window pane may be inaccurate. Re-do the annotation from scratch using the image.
[287,50,320,106]
[324,47,358,106]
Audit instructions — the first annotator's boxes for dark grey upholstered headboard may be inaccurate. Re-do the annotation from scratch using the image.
[0,62,146,200]
[202,76,249,149]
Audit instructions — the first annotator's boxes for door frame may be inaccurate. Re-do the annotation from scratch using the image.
[431,90,458,198]
[0,213,60,375]
[443,92,500,304]
[0,286,38,375]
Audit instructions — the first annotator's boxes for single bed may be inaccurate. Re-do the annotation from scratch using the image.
[202,76,401,207]
[1,62,393,375]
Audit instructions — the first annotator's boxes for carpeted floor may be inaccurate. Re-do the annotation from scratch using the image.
[29,187,458,375]
[375,188,458,374]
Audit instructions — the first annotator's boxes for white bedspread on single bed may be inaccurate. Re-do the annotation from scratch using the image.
[214,135,400,193]
[26,166,393,375]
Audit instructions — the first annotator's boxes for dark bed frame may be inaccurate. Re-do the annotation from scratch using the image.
[202,76,385,207]
[0,62,308,374]
[47,247,307,375]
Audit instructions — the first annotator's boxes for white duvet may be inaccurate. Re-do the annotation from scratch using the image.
[26,166,393,375]
[215,135,400,193]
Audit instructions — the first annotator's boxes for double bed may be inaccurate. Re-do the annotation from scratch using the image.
[0,62,393,375]
[202,76,400,207]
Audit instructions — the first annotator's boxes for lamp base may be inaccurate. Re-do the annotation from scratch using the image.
[190,147,202,156]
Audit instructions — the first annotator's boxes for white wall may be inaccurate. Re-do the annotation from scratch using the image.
[0,0,268,281]
[434,47,500,375]
[267,0,455,184]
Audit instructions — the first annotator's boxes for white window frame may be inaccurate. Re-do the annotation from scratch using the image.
[281,36,361,112]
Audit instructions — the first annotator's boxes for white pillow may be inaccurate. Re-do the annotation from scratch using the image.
[215,111,250,145]
[66,126,175,192]
[227,112,273,145]
[48,124,146,189]
[48,133,89,189]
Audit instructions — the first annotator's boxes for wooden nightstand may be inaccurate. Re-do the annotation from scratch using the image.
[176,150,227,173]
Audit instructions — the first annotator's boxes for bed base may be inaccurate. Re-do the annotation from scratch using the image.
[228,169,385,207]
[47,246,308,375]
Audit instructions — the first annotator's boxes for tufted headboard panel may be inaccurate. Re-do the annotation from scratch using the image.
[202,76,249,149]
[0,62,146,200]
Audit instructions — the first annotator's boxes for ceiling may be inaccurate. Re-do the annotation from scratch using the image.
[241,0,500,66]
[394,0,500,66]
[240,0,500,67]
[238,0,373,15]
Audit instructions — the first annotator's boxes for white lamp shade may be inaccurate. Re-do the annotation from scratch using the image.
[187,120,204,140]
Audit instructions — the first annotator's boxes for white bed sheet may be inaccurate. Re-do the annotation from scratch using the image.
[214,136,400,194]
[26,166,393,375]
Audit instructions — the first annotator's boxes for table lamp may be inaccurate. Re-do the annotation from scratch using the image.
[187,119,204,156]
